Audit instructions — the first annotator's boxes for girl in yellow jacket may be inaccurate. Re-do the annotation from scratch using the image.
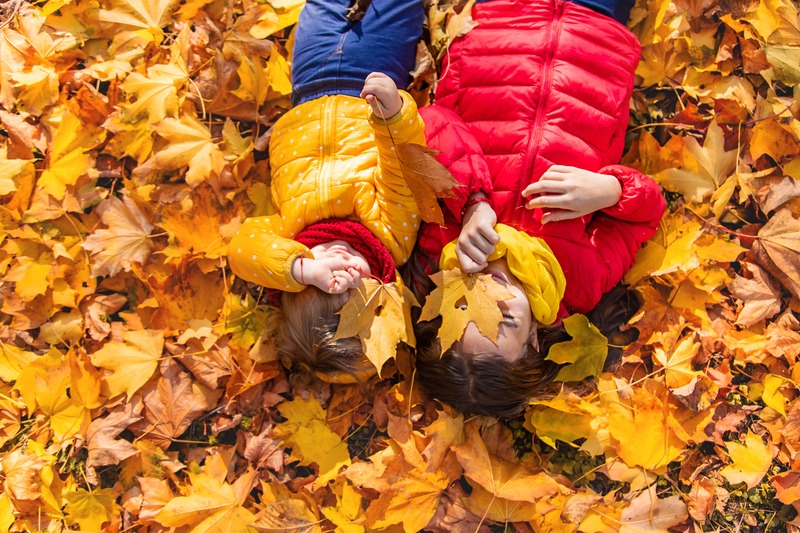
[227,0,425,381]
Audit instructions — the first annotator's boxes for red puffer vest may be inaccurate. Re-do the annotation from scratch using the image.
[416,0,666,313]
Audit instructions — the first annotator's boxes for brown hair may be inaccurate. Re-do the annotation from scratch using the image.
[278,287,365,379]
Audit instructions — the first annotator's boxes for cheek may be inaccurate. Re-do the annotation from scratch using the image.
[356,257,371,274]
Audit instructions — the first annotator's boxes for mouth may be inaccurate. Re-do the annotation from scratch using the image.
[487,269,509,284]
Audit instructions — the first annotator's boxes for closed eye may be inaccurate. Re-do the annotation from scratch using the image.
[502,313,517,327]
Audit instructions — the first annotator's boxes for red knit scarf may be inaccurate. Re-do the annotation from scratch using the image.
[296,219,396,283]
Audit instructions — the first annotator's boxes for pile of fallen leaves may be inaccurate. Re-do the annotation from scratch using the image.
[1,0,799,530]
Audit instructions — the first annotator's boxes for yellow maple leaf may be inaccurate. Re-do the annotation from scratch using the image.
[96,0,181,44]
[525,389,601,448]
[654,120,736,203]
[602,378,684,471]
[255,481,323,532]
[321,480,364,533]
[63,487,118,532]
[545,314,608,382]
[133,115,226,186]
[120,61,189,124]
[652,334,701,389]
[13,348,90,442]
[154,466,257,532]
[273,396,351,490]
[248,2,304,39]
[2,251,53,301]
[0,142,33,196]
[719,432,773,489]
[232,55,269,105]
[11,66,59,116]
[0,343,38,383]
[266,46,293,97]
[462,484,539,523]
[344,432,451,533]
[419,268,513,354]
[37,109,103,200]
[365,467,450,533]
[81,195,155,278]
[334,278,419,377]
[89,329,164,399]
[453,423,562,504]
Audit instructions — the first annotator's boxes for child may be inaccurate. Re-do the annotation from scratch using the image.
[407,0,666,417]
[228,0,426,382]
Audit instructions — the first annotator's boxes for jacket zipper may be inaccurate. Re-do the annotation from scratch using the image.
[319,97,334,220]
[513,0,565,224]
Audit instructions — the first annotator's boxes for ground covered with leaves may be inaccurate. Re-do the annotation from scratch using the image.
[0,0,799,531]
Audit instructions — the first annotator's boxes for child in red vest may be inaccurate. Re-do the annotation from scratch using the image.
[228,0,425,382]
[407,0,666,417]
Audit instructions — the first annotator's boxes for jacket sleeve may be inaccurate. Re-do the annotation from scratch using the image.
[227,214,308,292]
[369,91,427,262]
[419,104,493,222]
[586,165,666,294]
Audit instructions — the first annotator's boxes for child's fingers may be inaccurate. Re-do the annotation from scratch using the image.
[457,242,488,273]
[541,209,580,224]
[478,225,501,246]
[522,179,565,198]
[525,193,570,210]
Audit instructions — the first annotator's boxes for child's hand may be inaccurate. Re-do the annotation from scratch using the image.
[293,250,363,294]
[456,197,499,273]
[361,72,403,119]
[521,165,622,224]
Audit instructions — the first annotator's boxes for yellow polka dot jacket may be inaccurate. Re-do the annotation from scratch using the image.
[227,92,425,291]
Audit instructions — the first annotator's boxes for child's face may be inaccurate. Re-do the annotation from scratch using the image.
[460,259,536,362]
[310,240,372,276]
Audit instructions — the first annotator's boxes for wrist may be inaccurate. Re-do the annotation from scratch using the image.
[601,173,623,209]
[291,257,308,285]
[462,193,491,220]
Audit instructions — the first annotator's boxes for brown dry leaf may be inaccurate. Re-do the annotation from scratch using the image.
[421,408,464,473]
[334,278,419,376]
[130,359,211,449]
[729,262,783,326]
[419,268,513,354]
[752,207,800,299]
[396,142,463,225]
[86,400,143,468]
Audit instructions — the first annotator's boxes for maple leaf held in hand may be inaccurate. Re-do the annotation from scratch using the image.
[396,142,463,226]
[334,278,419,377]
[419,268,514,354]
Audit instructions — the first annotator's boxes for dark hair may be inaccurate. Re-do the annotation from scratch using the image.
[405,243,641,417]
[278,287,366,379]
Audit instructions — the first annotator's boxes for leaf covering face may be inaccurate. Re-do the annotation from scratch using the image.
[419,268,514,354]
[334,278,419,377]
